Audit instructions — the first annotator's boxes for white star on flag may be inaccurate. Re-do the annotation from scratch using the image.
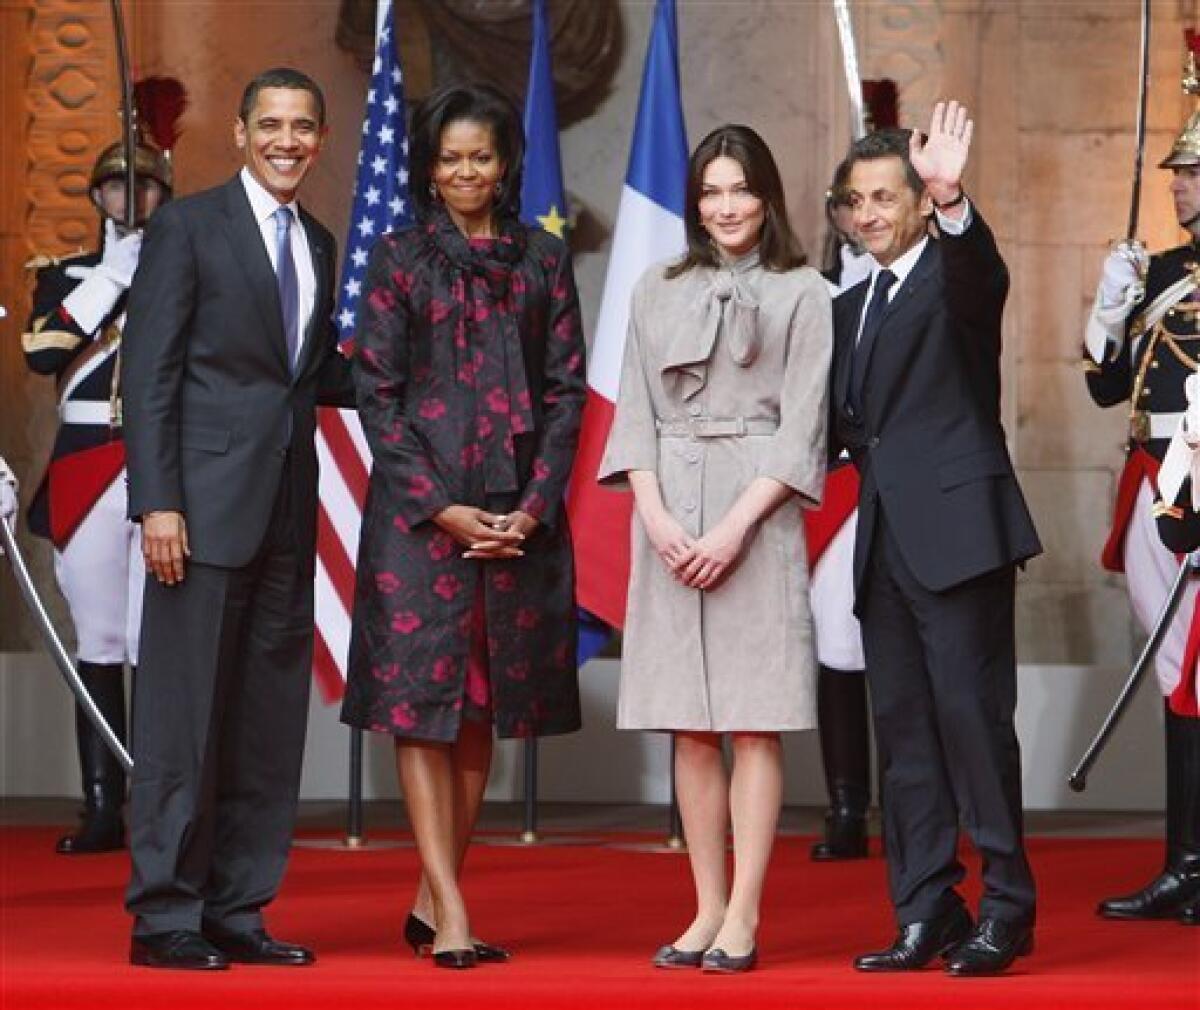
[317,2,417,705]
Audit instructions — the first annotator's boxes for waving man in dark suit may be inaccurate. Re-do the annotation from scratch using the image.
[120,67,354,971]
[830,103,1042,977]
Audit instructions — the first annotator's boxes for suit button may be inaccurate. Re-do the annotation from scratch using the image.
[868,436,880,448]
[686,452,699,464]
[683,501,696,512]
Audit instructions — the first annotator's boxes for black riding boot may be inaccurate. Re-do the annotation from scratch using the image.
[56,661,126,854]
[1098,704,1200,919]
[811,666,871,860]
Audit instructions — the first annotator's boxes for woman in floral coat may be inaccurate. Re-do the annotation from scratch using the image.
[342,82,585,968]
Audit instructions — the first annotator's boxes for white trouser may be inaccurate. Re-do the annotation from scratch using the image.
[810,508,865,671]
[1124,480,1194,697]
[53,469,144,664]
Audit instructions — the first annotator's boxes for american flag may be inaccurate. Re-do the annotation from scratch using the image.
[313,3,411,701]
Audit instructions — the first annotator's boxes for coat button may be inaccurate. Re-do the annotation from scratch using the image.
[868,436,880,448]
[683,501,696,512]
[686,452,699,464]
[687,404,702,416]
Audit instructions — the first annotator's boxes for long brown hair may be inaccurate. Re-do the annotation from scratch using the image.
[667,124,806,279]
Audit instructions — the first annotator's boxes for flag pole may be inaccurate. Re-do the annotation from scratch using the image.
[345,728,366,847]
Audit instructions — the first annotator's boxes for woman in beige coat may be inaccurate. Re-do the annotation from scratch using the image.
[599,125,831,973]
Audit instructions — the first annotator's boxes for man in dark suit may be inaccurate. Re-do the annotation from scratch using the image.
[830,103,1042,977]
[121,67,354,970]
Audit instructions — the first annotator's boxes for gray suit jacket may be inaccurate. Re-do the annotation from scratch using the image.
[122,176,354,570]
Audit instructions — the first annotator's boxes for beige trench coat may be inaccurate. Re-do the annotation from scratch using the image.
[598,252,832,731]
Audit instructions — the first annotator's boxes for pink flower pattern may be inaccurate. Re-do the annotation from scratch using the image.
[341,219,586,742]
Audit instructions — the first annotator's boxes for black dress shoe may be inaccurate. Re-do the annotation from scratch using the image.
[433,948,478,970]
[204,927,314,966]
[854,905,972,972]
[1097,870,1200,920]
[943,918,1033,976]
[403,913,510,962]
[130,931,230,970]
[701,947,758,974]
[652,944,705,968]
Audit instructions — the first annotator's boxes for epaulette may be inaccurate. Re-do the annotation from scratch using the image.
[23,249,87,272]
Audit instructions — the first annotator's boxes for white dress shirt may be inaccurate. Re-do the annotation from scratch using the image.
[855,199,974,344]
[239,167,316,369]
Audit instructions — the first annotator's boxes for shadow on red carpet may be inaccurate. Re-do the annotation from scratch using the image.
[2,828,1197,1009]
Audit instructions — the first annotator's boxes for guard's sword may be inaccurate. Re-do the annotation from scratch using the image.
[1126,0,1152,241]
[0,516,132,771]
[832,0,866,142]
[1068,548,1199,792]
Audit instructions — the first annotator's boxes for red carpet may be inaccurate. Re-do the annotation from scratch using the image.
[2,827,1197,1009]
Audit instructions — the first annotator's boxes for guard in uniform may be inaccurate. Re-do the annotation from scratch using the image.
[22,138,172,853]
[807,161,874,860]
[1083,95,1200,924]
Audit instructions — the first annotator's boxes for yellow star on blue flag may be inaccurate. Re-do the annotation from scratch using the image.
[520,0,568,240]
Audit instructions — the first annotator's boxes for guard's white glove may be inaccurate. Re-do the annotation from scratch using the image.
[95,218,142,289]
[1099,240,1148,308]
[61,219,142,334]
[1085,240,1150,364]
[0,456,18,524]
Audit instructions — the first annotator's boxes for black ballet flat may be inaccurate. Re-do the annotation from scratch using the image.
[701,946,758,974]
[433,947,478,970]
[404,913,510,963]
[652,944,705,968]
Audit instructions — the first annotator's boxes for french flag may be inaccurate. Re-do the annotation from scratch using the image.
[567,0,689,630]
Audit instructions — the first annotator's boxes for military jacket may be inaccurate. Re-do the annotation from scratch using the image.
[1087,242,1200,462]
[22,251,126,538]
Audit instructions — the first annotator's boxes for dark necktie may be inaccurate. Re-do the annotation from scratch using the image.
[273,206,300,373]
[847,268,897,417]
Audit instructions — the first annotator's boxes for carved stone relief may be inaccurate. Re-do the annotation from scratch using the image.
[26,0,119,255]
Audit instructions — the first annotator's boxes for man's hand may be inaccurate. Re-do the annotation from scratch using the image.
[434,504,525,560]
[142,510,189,585]
[95,218,143,289]
[678,514,749,590]
[910,100,973,209]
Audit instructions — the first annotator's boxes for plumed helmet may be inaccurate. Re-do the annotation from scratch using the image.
[89,139,174,193]
[1162,32,1200,169]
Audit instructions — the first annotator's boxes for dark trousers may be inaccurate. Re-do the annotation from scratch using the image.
[859,512,1036,927]
[125,469,314,936]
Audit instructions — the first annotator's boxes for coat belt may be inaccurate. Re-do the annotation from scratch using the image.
[656,416,778,438]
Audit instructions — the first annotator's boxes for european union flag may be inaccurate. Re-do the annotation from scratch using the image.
[520,0,568,239]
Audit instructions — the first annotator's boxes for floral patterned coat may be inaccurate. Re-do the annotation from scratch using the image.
[340,210,586,741]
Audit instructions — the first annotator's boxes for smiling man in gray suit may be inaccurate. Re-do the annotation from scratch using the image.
[121,67,354,970]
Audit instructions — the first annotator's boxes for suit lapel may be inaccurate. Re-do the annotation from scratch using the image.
[833,280,869,410]
[856,240,940,405]
[294,208,329,383]
[222,178,290,373]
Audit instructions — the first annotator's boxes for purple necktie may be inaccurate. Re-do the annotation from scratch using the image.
[273,206,300,373]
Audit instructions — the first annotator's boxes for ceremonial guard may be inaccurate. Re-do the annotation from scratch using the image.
[806,82,897,862]
[21,133,173,853]
[1083,56,1200,924]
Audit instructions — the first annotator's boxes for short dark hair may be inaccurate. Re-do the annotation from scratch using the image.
[844,128,925,196]
[668,124,805,279]
[239,67,326,127]
[410,82,525,222]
